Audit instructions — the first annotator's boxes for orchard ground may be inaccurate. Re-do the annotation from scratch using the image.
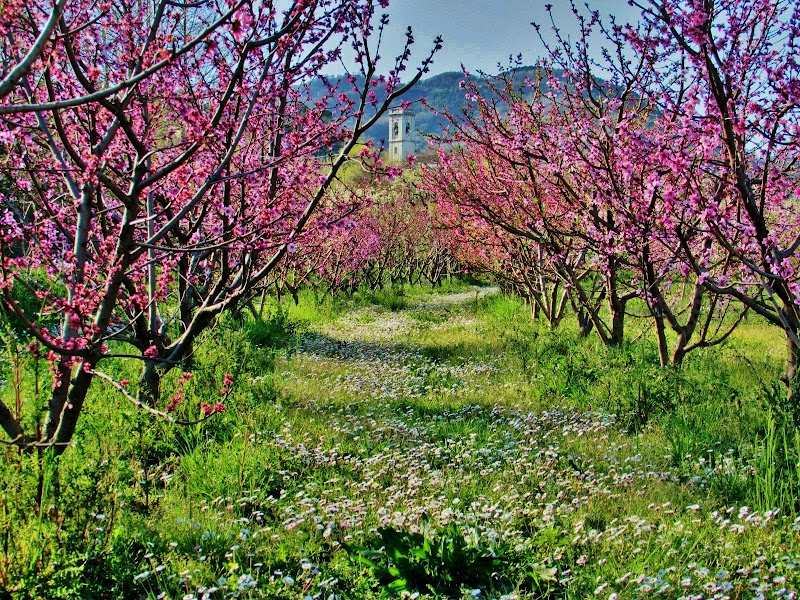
[2,281,800,599]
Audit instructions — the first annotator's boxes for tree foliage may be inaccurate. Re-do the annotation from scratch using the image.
[423,0,800,377]
[0,0,440,449]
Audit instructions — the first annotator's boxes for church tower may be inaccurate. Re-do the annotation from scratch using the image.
[388,107,416,162]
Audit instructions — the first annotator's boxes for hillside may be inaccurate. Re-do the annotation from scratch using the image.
[309,66,545,147]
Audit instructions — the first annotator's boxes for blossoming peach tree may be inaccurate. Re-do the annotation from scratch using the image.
[0,0,440,450]
[628,0,800,384]
[424,0,800,382]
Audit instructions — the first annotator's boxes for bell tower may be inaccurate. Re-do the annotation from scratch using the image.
[388,107,416,162]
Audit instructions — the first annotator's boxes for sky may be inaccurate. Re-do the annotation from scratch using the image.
[366,0,644,77]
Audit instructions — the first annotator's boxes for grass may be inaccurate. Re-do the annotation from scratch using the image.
[2,284,800,599]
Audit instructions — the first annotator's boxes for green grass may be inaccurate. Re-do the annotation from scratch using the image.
[2,286,799,599]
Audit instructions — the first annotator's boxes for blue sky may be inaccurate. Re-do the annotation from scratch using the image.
[369,0,643,76]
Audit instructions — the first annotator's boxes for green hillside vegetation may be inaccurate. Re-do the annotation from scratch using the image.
[309,66,549,146]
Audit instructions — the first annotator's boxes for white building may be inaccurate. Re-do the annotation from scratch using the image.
[388,107,416,162]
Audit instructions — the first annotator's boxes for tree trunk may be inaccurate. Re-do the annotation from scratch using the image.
[139,359,164,407]
[609,305,625,347]
[671,333,689,368]
[606,269,626,347]
[43,359,73,441]
[52,367,94,455]
[786,332,799,396]
[653,312,669,368]
[569,295,594,337]
[0,400,24,444]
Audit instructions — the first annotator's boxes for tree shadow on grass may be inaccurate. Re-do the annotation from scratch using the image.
[298,331,493,366]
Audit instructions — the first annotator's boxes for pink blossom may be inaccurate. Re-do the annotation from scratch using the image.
[229,9,253,44]
[0,0,441,450]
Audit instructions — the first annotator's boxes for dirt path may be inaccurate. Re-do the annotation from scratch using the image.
[287,285,501,402]
[314,285,499,343]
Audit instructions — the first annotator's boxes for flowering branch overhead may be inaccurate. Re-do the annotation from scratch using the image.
[0,0,440,450]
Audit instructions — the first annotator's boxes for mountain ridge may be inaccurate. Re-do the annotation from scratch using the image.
[309,66,548,146]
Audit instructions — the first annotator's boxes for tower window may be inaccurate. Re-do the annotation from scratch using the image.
[392,122,399,139]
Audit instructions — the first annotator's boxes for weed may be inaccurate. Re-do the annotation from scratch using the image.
[346,520,509,597]
[246,302,300,351]
[752,410,800,515]
[1,284,798,599]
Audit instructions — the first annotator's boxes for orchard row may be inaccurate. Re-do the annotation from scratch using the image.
[1,0,799,451]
